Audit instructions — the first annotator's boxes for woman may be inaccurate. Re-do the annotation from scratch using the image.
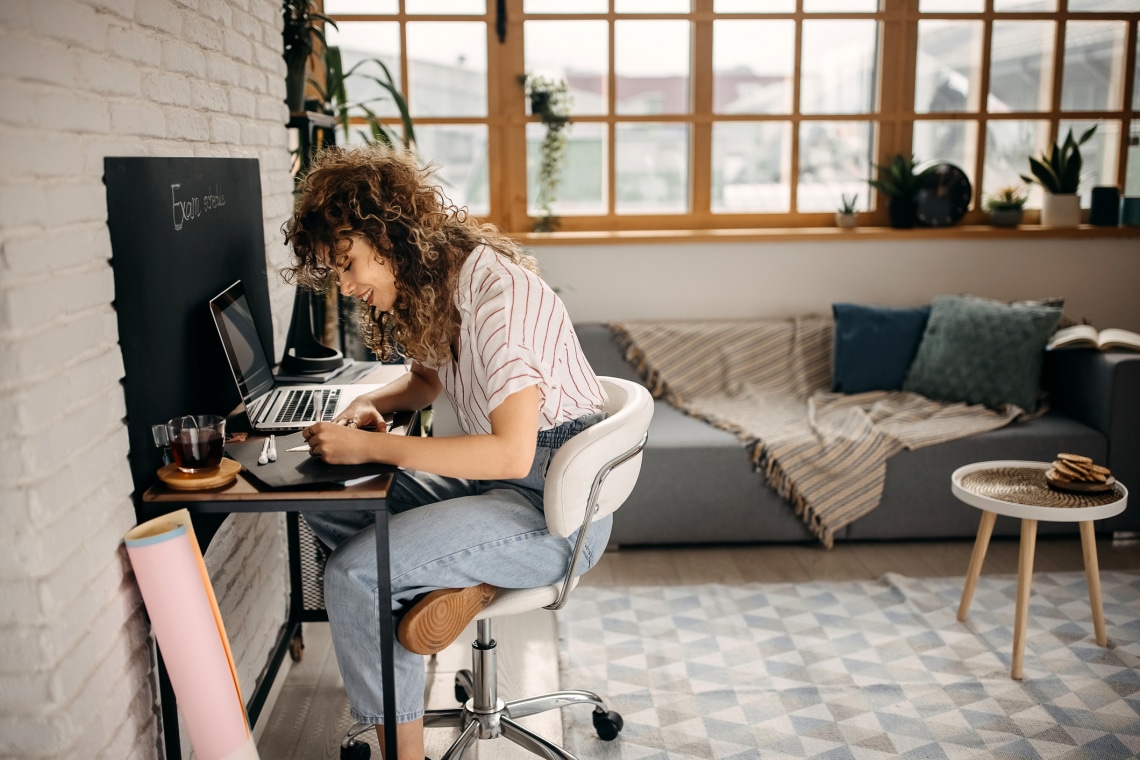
[284,145,610,759]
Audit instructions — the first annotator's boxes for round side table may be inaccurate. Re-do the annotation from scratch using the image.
[951,460,1128,680]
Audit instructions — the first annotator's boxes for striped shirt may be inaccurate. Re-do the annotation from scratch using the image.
[436,244,607,435]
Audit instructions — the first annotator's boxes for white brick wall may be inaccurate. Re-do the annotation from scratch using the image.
[0,0,295,757]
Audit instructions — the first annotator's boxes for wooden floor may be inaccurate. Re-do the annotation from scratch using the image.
[257,534,1140,759]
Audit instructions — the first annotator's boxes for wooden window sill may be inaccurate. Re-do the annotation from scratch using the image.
[514,225,1140,246]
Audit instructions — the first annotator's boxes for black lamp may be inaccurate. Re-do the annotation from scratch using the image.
[280,287,344,374]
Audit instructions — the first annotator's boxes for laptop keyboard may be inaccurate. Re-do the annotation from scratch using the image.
[275,389,341,424]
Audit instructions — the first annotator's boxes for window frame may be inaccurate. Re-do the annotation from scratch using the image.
[321,0,1140,234]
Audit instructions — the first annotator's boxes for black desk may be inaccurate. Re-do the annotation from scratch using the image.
[141,426,412,760]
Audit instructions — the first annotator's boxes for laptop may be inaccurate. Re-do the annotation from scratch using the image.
[210,280,388,432]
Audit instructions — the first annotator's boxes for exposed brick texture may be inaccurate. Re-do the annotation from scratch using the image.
[0,0,294,757]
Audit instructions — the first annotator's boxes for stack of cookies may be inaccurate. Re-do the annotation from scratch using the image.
[1045,453,1114,492]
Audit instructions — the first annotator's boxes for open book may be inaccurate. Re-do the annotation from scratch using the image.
[1047,325,1140,352]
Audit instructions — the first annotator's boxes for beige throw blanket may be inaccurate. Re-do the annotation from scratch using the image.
[610,318,1023,547]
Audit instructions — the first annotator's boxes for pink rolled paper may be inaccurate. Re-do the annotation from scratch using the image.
[125,509,260,760]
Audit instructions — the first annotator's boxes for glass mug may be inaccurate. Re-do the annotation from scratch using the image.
[152,415,226,473]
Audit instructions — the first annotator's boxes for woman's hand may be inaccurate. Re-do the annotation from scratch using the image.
[333,396,387,431]
[302,422,382,465]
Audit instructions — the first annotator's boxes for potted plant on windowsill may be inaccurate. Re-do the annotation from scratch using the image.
[1020,124,1097,228]
[835,193,859,228]
[520,72,572,232]
[868,154,936,229]
[983,185,1028,228]
[283,0,337,114]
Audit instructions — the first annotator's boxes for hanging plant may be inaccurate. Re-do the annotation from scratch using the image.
[520,73,572,232]
[282,0,336,113]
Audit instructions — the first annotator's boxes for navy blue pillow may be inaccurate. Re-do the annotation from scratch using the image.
[832,303,932,394]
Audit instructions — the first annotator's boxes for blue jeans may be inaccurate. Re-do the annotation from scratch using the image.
[303,414,612,725]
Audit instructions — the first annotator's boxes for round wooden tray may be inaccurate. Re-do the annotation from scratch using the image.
[1045,468,1116,494]
[157,458,241,490]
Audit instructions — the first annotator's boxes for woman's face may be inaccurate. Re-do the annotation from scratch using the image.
[328,235,397,311]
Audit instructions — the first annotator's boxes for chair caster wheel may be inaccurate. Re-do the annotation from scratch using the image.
[340,740,371,759]
[592,709,623,741]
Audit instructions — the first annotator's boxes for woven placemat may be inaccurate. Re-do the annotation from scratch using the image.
[959,466,1125,509]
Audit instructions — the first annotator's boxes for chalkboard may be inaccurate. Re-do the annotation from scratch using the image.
[104,157,275,495]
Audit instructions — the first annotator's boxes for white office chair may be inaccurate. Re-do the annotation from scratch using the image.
[341,377,654,760]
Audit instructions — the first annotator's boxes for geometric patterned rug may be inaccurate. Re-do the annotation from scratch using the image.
[557,572,1140,760]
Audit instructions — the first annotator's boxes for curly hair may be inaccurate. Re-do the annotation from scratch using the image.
[283,146,538,366]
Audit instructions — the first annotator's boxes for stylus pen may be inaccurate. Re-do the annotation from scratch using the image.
[267,434,277,462]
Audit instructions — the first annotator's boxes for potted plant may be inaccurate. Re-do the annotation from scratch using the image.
[282,0,337,114]
[983,185,1028,228]
[836,193,859,228]
[868,154,936,229]
[520,73,572,232]
[313,45,416,150]
[1020,124,1097,228]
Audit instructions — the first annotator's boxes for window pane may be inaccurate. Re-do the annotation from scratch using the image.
[615,123,690,214]
[526,0,607,11]
[526,123,606,215]
[616,0,690,12]
[525,21,608,116]
[804,0,880,11]
[711,122,791,213]
[1068,0,1140,10]
[715,0,795,12]
[984,119,1050,203]
[920,0,984,11]
[989,22,1054,113]
[406,22,486,117]
[801,20,878,114]
[615,21,691,115]
[414,125,489,216]
[994,0,1057,9]
[912,120,978,195]
[1061,21,1127,112]
[713,20,794,115]
[798,120,874,212]
[916,21,984,113]
[1135,33,1140,111]
[1059,119,1120,205]
[405,0,483,13]
[326,23,403,119]
[1125,123,1140,196]
[326,0,398,13]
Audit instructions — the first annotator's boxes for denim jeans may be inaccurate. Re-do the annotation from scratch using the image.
[303,413,612,725]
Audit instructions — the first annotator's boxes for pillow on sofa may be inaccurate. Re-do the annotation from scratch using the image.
[831,303,932,393]
[902,294,1062,412]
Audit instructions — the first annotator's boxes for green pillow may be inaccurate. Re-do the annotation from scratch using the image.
[902,294,1062,412]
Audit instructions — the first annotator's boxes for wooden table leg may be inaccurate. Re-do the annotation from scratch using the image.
[1011,518,1037,680]
[958,510,997,622]
[1079,520,1108,647]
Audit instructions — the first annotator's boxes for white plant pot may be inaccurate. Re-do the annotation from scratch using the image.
[1041,193,1081,227]
[835,212,858,229]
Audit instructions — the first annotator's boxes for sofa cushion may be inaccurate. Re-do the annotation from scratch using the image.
[832,302,931,393]
[903,294,1061,412]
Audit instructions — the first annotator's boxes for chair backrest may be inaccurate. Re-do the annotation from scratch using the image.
[543,377,655,538]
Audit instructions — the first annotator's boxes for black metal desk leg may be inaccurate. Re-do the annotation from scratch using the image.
[374,505,399,760]
[156,645,181,759]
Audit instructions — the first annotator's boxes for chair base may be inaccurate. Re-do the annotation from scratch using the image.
[340,619,623,760]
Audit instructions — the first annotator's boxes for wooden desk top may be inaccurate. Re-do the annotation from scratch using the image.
[141,470,396,504]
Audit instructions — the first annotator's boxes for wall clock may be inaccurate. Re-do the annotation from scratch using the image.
[915,162,972,228]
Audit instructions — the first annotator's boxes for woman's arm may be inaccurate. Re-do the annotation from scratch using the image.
[333,362,442,427]
[307,384,540,480]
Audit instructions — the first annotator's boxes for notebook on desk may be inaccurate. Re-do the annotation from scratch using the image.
[210,280,387,432]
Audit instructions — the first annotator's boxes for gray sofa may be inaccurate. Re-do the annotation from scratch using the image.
[576,323,1140,546]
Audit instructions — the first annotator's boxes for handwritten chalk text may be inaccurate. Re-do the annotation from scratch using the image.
[171,183,227,231]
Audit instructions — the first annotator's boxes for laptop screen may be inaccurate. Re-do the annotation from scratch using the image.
[210,281,276,408]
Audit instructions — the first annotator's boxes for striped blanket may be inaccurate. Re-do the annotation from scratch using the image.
[609,318,1023,547]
